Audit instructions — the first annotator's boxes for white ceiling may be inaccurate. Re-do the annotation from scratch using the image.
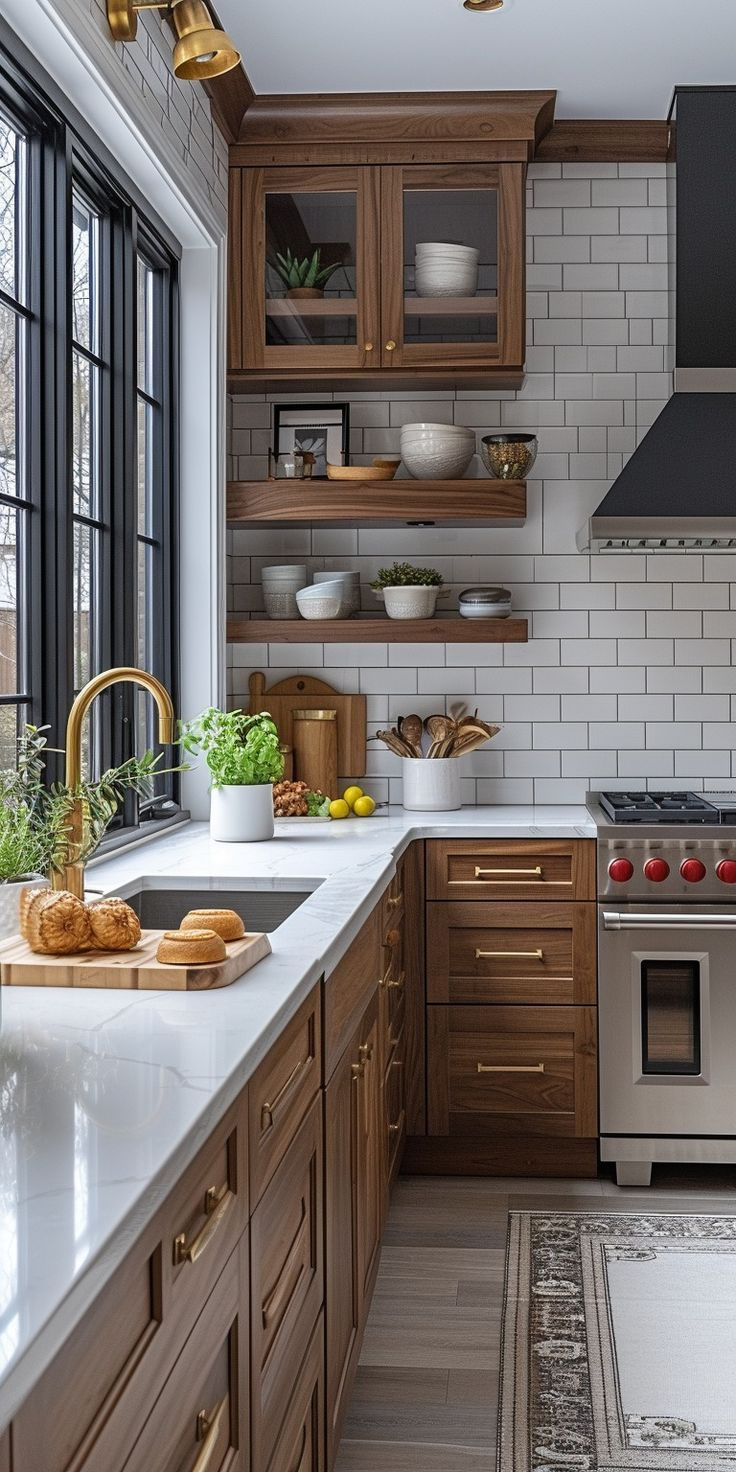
[218,0,736,118]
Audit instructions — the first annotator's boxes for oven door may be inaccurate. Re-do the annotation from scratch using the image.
[599,904,736,1139]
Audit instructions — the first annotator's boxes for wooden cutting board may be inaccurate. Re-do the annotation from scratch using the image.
[246,672,366,778]
[0,929,271,991]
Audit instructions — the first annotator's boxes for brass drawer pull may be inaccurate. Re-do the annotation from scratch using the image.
[388,1122,401,1136]
[262,1197,308,1329]
[261,1056,305,1132]
[387,970,405,991]
[477,1062,545,1074]
[352,1060,365,1082]
[194,1397,228,1471]
[173,1184,233,1266]
[388,892,404,908]
[359,1041,373,1063]
[475,948,543,960]
[475,865,542,878]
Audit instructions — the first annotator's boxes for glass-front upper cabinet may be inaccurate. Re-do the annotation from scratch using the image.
[380,164,524,372]
[238,166,380,372]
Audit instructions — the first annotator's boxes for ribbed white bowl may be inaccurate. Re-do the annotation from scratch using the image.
[401,440,475,480]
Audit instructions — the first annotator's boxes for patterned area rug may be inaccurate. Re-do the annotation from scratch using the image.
[498,1212,736,1471]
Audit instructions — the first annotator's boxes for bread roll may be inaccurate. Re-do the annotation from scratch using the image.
[180,908,245,942]
[156,928,226,966]
[26,891,92,956]
[19,886,50,943]
[88,897,142,952]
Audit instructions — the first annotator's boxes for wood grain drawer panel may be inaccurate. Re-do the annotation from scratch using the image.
[428,1004,597,1139]
[378,923,405,1071]
[249,986,321,1204]
[427,901,596,1005]
[250,1097,323,1472]
[427,839,596,902]
[381,855,406,938]
[385,1047,406,1188]
[123,1231,249,1472]
[12,1097,247,1472]
[324,907,381,1080]
[265,1314,324,1472]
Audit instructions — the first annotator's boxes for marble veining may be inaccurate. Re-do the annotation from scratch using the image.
[0,805,593,1426]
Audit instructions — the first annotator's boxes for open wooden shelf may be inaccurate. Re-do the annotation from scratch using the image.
[404,296,498,316]
[227,478,526,527]
[227,616,528,644]
[266,297,357,316]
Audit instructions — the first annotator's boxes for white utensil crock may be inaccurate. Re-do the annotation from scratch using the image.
[210,784,275,842]
[401,758,462,812]
[0,875,49,942]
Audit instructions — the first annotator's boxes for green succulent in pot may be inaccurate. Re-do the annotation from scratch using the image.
[370,562,444,590]
[370,562,446,622]
[272,247,342,297]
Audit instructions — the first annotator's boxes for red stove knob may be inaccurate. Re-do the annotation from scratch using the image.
[608,858,634,883]
[680,858,706,883]
[644,857,670,883]
[717,859,736,884]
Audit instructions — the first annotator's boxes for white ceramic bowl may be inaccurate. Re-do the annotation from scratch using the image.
[296,581,345,620]
[262,564,307,582]
[415,266,479,299]
[313,570,359,616]
[263,588,301,620]
[400,439,475,481]
[383,585,440,619]
[401,422,474,440]
[416,242,480,262]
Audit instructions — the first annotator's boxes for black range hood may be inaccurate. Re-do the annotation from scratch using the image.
[578,87,736,553]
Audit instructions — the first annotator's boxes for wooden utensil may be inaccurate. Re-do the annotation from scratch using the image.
[376,729,415,758]
[448,725,501,757]
[0,929,271,991]
[247,672,366,778]
[399,714,424,756]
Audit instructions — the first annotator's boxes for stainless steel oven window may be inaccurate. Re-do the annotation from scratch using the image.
[640,959,701,1076]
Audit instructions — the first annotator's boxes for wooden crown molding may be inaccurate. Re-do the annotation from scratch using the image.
[537,118,670,163]
[236,90,558,156]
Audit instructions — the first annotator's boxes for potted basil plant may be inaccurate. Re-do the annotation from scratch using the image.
[180,709,284,843]
[371,561,446,620]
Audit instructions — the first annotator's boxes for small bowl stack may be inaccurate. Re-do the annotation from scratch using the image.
[262,564,307,620]
[313,570,360,617]
[458,586,512,620]
[415,242,479,298]
[400,422,475,481]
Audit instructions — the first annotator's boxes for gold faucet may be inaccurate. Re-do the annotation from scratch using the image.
[54,667,176,898]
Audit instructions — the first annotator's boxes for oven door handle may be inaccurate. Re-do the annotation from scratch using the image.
[603,910,736,931]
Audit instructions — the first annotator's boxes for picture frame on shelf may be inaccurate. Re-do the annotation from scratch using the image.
[273,402,350,480]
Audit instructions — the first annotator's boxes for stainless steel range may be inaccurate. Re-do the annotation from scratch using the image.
[589,790,736,1186]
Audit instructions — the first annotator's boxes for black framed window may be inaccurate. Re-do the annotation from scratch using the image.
[0,31,180,832]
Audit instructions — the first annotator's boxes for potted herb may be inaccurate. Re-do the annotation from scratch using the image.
[371,561,445,620]
[179,709,284,843]
[0,726,170,940]
[273,247,341,300]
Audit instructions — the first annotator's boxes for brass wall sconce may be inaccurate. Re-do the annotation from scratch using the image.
[107,0,240,80]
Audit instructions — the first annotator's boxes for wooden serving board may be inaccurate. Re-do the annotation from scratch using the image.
[0,929,272,991]
[246,671,366,778]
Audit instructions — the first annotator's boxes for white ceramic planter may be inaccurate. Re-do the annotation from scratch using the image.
[383,586,440,620]
[0,874,49,942]
[401,758,462,812]
[210,784,274,843]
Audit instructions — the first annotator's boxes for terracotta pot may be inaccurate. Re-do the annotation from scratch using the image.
[286,287,324,300]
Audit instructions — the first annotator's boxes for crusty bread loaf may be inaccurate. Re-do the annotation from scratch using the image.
[19,886,50,942]
[26,891,92,956]
[156,928,226,965]
[180,908,245,942]
[88,897,142,952]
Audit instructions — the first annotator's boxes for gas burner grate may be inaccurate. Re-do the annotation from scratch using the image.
[599,791,720,824]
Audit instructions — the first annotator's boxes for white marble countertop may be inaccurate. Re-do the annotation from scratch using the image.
[0,804,593,1426]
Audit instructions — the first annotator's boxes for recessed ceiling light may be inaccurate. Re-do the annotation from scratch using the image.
[463,0,508,10]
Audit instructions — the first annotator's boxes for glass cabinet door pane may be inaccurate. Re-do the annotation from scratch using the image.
[641,960,701,1075]
[265,190,357,347]
[403,188,498,347]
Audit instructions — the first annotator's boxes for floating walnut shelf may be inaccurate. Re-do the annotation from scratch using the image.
[227,616,529,645]
[226,478,526,527]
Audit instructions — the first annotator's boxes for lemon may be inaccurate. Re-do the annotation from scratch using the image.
[343,785,364,810]
[353,795,376,818]
[329,798,350,820]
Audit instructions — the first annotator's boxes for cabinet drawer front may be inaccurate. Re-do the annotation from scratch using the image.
[12,1099,247,1472]
[385,1048,406,1187]
[427,839,595,902]
[378,924,405,1067]
[250,986,321,1204]
[428,1005,597,1139]
[381,856,405,938]
[266,1315,324,1472]
[123,1232,248,1472]
[251,1097,323,1472]
[324,908,381,1079]
[427,902,596,1005]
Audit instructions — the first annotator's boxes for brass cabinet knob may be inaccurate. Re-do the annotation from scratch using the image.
[385,339,396,352]
[364,340,374,352]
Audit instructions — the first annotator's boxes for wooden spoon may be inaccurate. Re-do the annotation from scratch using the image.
[424,714,455,757]
[399,714,424,757]
[449,726,501,757]
[376,729,414,758]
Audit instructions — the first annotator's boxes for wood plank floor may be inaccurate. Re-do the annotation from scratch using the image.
[335,1166,736,1471]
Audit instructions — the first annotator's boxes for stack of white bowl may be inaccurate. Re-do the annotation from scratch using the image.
[415,242,479,298]
[312,570,360,617]
[400,422,475,480]
[262,564,306,620]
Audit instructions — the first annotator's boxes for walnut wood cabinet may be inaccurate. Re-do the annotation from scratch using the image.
[228,162,526,381]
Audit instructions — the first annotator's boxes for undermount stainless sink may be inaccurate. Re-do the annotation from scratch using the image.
[121,883,318,933]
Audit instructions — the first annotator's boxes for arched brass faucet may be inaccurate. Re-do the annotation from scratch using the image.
[54,667,176,898]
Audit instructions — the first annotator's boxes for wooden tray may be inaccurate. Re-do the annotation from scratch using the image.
[0,929,272,991]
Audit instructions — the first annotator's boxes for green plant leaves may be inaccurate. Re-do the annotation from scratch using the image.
[271,246,340,291]
[370,561,444,590]
[178,708,284,789]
